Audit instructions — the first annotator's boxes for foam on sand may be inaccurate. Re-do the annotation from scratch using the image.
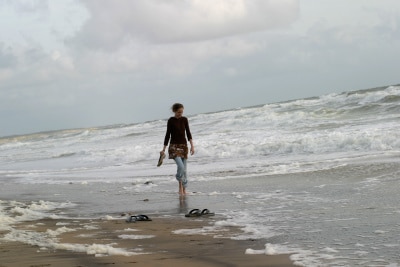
[0,214,295,266]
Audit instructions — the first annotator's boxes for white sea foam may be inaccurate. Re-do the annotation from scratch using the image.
[172,227,217,236]
[0,200,139,257]
[0,200,76,231]
[46,226,76,237]
[118,234,155,240]
[245,243,287,256]
[2,224,138,257]
[245,248,265,255]
[1,85,400,266]
[1,86,399,183]
[118,228,140,232]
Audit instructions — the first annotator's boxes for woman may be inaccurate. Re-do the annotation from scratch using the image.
[161,103,194,195]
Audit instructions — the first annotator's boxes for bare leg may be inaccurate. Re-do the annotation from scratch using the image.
[179,181,184,195]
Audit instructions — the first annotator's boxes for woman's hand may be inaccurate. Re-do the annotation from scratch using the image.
[190,146,195,155]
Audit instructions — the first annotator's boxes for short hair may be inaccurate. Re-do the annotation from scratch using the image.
[171,103,184,112]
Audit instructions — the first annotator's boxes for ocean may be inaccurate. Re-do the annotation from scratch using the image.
[1,85,399,266]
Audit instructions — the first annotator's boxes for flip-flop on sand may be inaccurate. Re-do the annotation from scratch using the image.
[201,209,215,216]
[126,214,152,223]
[185,209,202,217]
[185,209,215,217]
[157,152,166,167]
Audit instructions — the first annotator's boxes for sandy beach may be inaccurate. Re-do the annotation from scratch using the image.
[0,214,295,267]
[1,85,399,266]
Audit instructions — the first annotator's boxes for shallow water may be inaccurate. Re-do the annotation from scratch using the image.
[1,85,400,266]
[1,157,399,266]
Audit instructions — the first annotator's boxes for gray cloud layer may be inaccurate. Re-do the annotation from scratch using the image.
[1,0,399,137]
[72,0,298,48]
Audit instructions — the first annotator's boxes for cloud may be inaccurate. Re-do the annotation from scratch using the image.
[2,0,400,137]
[71,0,299,50]
[1,0,49,13]
[0,44,74,85]
[0,43,16,69]
[65,0,299,77]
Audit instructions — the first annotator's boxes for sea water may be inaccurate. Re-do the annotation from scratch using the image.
[0,85,399,266]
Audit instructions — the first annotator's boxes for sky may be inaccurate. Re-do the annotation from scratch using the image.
[1,0,400,137]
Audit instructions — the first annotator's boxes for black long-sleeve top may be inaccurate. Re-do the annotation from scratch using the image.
[164,116,192,146]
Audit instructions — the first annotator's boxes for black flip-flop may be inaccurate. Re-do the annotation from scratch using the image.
[157,153,166,167]
[185,209,201,217]
[126,214,152,222]
[201,209,215,217]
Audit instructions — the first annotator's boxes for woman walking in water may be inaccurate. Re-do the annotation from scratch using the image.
[161,103,194,195]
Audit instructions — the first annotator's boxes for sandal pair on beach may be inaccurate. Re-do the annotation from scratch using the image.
[185,209,215,217]
[126,214,152,223]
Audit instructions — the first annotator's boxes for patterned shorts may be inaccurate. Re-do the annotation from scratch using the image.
[168,143,188,159]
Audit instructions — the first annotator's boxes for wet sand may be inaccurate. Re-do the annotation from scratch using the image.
[0,215,295,267]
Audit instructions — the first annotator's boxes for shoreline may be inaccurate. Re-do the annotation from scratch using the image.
[0,215,296,267]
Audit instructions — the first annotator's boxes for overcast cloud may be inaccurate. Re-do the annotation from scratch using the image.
[1,0,399,136]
